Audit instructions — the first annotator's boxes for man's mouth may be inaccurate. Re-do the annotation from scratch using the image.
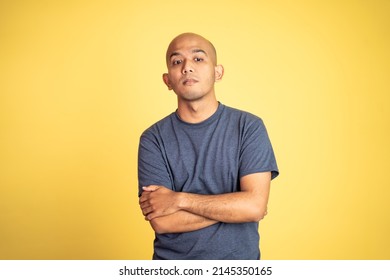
[183,78,198,86]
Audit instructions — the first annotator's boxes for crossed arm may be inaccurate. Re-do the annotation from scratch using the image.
[139,172,271,234]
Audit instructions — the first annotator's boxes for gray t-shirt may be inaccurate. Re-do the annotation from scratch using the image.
[138,103,279,259]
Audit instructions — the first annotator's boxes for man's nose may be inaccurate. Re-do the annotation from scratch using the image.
[182,61,194,74]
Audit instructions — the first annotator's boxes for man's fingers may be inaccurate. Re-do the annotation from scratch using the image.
[139,185,173,221]
[142,185,160,192]
[139,192,150,204]
[141,205,153,217]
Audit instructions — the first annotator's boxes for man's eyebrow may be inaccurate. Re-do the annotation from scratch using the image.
[169,49,208,60]
[192,49,207,56]
[169,52,181,59]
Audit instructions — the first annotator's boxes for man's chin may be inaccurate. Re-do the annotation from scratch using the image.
[176,92,205,102]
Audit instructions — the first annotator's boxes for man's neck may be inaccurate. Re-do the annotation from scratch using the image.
[177,97,219,124]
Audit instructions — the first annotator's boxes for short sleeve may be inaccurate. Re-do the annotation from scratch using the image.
[239,117,279,180]
[138,129,173,196]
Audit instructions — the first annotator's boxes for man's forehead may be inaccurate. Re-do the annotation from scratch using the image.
[168,38,210,53]
[166,34,216,63]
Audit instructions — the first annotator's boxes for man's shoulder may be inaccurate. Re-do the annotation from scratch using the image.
[141,112,176,138]
[222,104,263,123]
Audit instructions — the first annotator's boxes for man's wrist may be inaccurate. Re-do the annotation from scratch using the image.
[177,192,190,211]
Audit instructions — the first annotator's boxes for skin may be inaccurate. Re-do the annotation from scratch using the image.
[139,33,271,234]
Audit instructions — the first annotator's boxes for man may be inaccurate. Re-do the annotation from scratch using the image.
[138,33,279,259]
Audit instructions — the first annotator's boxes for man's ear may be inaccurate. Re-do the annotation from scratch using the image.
[214,65,224,82]
[162,73,172,90]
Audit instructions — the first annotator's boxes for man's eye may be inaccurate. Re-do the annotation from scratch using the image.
[194,57,203,62]
[172,60,182,65]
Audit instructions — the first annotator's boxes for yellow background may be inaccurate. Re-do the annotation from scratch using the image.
[1,0,389,259]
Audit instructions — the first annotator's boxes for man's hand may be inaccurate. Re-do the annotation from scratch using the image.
[139,185,181,221]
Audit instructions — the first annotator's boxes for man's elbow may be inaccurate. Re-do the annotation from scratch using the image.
[255,211,267,222]
[247,206,268,222]
[149,219,171,234]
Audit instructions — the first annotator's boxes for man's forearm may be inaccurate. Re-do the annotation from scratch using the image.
[179,172,271,223]
[177,191,267,223]
[149,210,218,234]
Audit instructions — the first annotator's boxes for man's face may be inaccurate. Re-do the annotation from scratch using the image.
[163,34,223,102]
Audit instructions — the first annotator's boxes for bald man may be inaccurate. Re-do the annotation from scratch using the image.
[138,33,279,259]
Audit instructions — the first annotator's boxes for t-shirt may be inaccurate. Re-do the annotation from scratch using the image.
[138,103,279,259]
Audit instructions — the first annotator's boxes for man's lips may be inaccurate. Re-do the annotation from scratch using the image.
[183,78,198,86]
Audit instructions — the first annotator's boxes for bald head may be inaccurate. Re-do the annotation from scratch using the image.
[165,33,217,66]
